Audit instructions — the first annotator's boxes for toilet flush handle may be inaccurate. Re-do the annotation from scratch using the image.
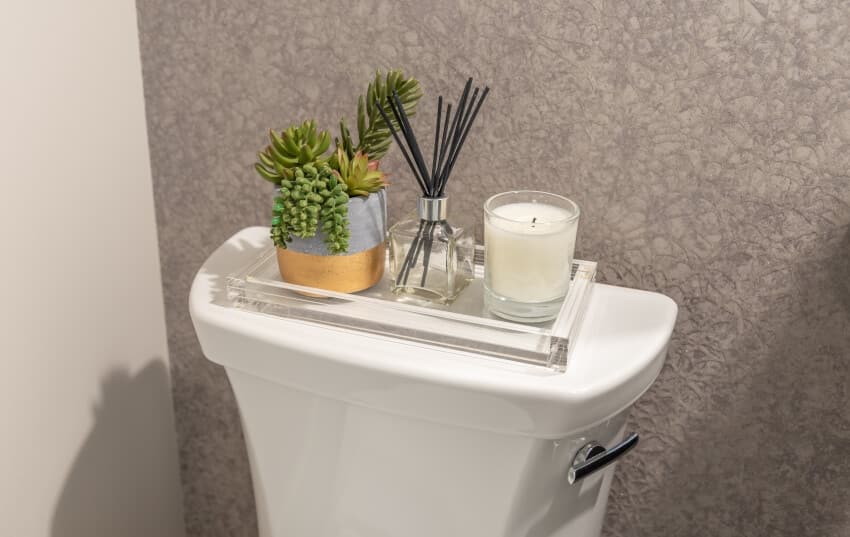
[567,432,639,484]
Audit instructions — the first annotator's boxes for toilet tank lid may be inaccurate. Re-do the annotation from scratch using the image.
[190,227,678,438]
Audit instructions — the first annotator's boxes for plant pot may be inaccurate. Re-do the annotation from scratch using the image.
[277,190,387,293]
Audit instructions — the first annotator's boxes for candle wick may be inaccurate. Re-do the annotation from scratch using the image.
[532,217,537,224]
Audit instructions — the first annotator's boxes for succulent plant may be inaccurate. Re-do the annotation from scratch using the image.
[337,69,422,162]
[255,120,332,183]
[258,69,421,257]
[333,148,388,197]
[270,163,350,254]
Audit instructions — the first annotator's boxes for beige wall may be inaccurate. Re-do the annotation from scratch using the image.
[136,0,850,536]
[0,1,185,536]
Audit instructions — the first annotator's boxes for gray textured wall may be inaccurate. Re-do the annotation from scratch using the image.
[136,1,850,535]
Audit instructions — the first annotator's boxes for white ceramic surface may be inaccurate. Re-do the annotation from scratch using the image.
[189,227,678,537]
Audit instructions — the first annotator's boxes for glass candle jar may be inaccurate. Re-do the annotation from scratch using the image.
[484,191,580,322]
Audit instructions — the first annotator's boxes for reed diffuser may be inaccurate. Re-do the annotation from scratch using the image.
[383,77,490,303]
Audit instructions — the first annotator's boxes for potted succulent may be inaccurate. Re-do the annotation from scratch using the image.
[254,70,422,292]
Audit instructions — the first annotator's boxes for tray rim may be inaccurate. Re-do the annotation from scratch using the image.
[226,244,597,373]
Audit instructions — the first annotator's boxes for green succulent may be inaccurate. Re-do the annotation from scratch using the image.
[258,70,422,256]
[337,69,422,162]
[256,120,332,183]
[333,147,388,197]
[271,163,351,254]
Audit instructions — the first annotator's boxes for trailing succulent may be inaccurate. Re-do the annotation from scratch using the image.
[271,164,351,254]
[256,69,418,254]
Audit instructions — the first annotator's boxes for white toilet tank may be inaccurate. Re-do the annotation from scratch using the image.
[190,228,677,537]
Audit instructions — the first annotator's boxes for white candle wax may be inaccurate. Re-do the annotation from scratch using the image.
[485,202,577,302]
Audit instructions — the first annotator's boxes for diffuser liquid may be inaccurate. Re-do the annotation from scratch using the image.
[388,217,474,304]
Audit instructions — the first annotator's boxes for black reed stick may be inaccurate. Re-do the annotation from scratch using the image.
[385,77,489,293]
[386,96,423,184]
[438,86,479,194]
[439,86,489,196]
[438,88,478,194]
[437,78,472,187]
[433,103,452,190]
[374,99,429,195]
[399,219,425,284]
[449,80,473,144]
[431,96,442,181]
[419,222,437,286]
[391,90,432,194]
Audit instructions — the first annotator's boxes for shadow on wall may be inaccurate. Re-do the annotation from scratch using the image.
[177,232,262,537]
[51,361,184,537]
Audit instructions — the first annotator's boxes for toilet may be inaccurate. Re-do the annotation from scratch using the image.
[190,227,677,537]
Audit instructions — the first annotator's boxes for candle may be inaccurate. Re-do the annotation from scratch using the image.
[484,191,580,322]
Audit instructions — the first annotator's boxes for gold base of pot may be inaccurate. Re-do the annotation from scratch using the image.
[277,243,385,293]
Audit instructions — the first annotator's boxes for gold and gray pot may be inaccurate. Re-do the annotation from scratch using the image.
[277,190,387,293]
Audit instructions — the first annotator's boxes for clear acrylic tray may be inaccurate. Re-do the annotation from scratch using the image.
[226,246,596,372]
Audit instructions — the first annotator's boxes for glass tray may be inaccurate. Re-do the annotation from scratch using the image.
[226,245,596,373]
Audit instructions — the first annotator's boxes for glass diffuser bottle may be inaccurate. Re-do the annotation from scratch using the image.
[389,197,474,303]
[376,76,489,304]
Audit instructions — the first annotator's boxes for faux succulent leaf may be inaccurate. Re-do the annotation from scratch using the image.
[257,151,274,168]
[333,149,387,197]
[349,69,422,161]
[255,163,278,181]
[253,121,332,183]
[357,95,366,142]
[316,131,331,154]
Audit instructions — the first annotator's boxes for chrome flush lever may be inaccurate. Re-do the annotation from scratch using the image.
[568,432,639,484]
